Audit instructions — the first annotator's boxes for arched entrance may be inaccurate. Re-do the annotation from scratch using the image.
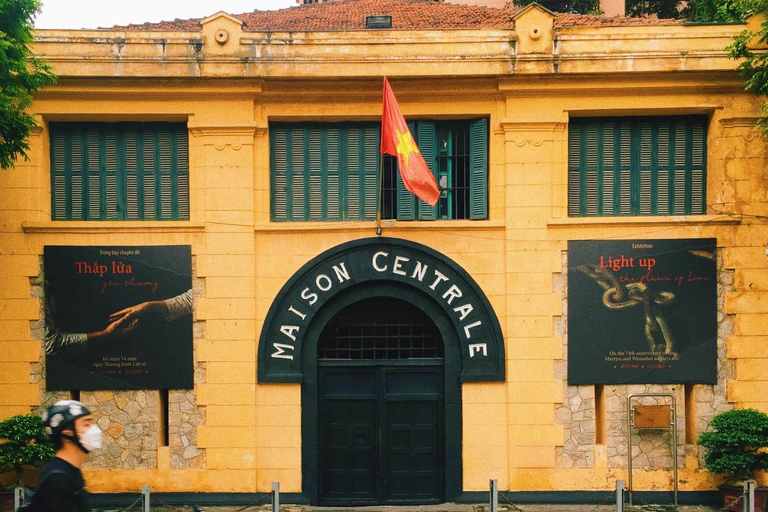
[300,283,463,506]
[258,237,505,505]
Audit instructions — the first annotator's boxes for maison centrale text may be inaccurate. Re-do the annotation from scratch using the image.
[272,251,485,361]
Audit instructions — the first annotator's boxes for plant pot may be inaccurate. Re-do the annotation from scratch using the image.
[720,484,768,512]
[0,491,14,512]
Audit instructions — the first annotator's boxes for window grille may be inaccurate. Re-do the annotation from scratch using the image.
[318,297,443,360]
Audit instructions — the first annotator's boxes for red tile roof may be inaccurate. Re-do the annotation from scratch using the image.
[108,0,683,32]
[555,12,684,27]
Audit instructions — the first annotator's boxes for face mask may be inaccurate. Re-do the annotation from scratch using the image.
[78,425,103,452]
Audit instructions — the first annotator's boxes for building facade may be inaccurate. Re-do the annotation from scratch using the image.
[1,0,767,504]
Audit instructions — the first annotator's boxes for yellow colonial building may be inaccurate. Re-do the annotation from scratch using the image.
[2,0,767,506]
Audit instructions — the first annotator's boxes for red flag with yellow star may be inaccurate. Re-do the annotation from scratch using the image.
[381,77,440,207]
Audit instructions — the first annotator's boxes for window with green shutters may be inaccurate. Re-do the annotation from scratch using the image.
[270,120,488,221]
[568,116,707,217]
[50,122,189,221]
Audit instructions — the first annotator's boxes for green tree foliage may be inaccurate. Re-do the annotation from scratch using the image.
[698,409,768,483]
[0,414,55,489]
[688,0,747,22]
[515,0,600,14]
[0,0,56,169]
[729,0,768,134]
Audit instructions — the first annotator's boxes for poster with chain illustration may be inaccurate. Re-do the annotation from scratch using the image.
[44,246,193,390]
[567,238,717,385]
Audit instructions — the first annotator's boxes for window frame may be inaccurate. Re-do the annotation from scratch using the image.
[270,119,489,222]
[567,115,708,217]
[49,122,190,221]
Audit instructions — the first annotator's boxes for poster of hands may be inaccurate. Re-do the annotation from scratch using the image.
[567,238,717,385]
[44,246,193,390]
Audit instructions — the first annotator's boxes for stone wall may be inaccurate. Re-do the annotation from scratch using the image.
[555,251,734,469]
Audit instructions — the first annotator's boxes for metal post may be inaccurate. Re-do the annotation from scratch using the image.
[616,480,625,512]
[743,480,755,512]
[272,481,280,512]
[490,479,498,512]
[142,485,150,512]
[627,396,633,506]
[671,395,678,507]
[14,487,23,512]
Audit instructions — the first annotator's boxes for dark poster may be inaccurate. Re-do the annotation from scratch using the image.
[568,239,717,385]
[44,246,193,390]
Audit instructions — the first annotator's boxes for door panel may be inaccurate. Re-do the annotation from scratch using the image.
[320,400,377,503]
[385,400,441,502]
[318,365,443,505]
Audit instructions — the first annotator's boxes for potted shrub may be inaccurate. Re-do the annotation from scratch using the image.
[698,408,768,512]
[0,414,54,512]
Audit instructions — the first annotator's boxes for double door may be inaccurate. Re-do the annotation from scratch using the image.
[318,363,444,506]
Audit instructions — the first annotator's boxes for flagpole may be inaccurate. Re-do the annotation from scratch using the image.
[376,76,385,236]
[376,153,383,236]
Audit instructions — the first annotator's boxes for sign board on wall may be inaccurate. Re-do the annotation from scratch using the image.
[567,239,717,385]
[44,246,193,390]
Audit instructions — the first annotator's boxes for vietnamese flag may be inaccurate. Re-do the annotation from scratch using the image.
[381,77,440,207]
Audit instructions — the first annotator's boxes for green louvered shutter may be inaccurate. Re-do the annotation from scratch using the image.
[568,116,706,217]
[347,127,365,220]
[271,127,289,221]
[326,128,342,221]
[617,121,632,215]
[158,128,173,219]
[469,119,488,220]
[292,128,307,220]
[125,127,141,220]
[87,129,106,219]
[142,130,156,219]
[51,129,68,219]
[691,120,706,214]
[50,123,189,221]
[176,129,190,220]
[308,128,324,220]
[396,121,417,220]
[362,126,380,220]
[416,121,438,220]
[104,129,120,219]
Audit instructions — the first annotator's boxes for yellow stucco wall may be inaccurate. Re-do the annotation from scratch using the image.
[2,6,767,497]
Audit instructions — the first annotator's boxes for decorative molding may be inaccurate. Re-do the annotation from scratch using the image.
[720,117,768,141]
[546,215,740,227]
[253,220,506,233]
[189,125,262,137]
[22,221,206,234]
[514,138,544,147]
[497,120,567,133]
[720,117,760,129]
[213,143,242,151]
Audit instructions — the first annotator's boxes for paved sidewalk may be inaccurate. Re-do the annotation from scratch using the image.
[178,504,723,512]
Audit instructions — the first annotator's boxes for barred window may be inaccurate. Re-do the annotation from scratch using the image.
[318,297,443,360]
[270,120,488,221]
[568,116,707,217]
[50,123,189,221]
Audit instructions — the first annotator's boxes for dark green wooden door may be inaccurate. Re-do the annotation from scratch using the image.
[318,364,444,506]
